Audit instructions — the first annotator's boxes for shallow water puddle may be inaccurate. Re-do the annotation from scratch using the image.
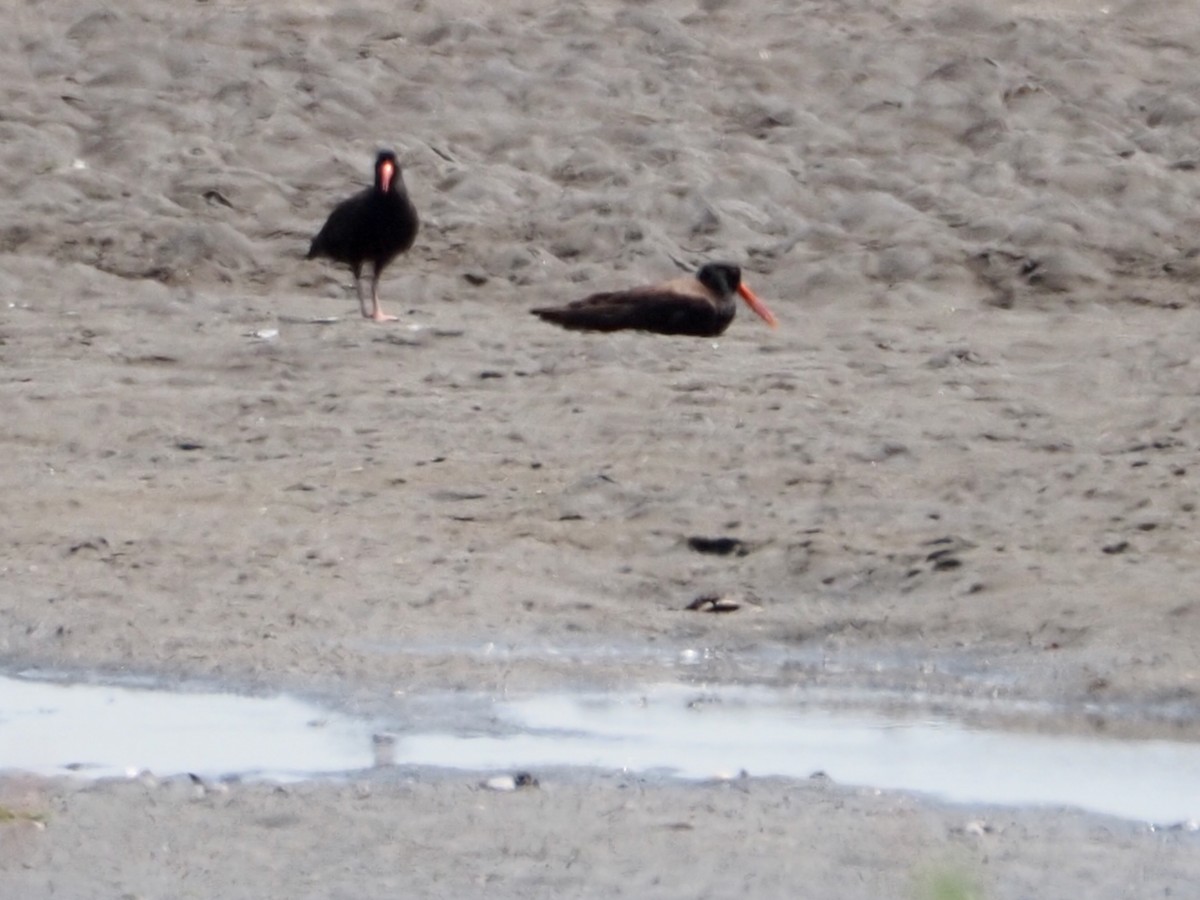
[400,685,1200,824]
[0,675,372,781]
[2,677,1199,824]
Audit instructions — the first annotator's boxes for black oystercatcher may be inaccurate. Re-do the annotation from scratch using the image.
[530,262,777,337]
[307,149,419,323]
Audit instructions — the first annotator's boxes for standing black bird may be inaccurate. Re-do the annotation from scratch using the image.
[530,262,778,337]
[307,149,419,322]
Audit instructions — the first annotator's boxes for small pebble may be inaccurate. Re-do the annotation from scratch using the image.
[482,771,539,791]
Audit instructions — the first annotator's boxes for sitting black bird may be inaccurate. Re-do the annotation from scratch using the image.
[531,262,777,337]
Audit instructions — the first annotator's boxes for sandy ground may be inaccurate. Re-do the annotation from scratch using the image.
[3,0,1200,896]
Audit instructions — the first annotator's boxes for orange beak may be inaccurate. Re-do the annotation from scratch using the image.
[738,283,778,328]
[380,160,395,193]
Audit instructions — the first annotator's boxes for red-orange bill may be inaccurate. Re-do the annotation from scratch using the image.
[738,283,778,328]
[380,160,395,192]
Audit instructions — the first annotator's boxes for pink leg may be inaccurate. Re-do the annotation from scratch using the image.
[367,270,398,323]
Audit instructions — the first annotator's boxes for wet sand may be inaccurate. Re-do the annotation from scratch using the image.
[2,0,1200,896]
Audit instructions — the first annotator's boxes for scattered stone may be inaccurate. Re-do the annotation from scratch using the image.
[202,189,234,208]
[686,593,742,613]
[482,772,539,792]
[926,347,984,368]
[687,536,750,556]
[963,819,992,837]
[67,537,109,555]
[923,535,977,554]
[709,769,749,781]
[184,772,228,796]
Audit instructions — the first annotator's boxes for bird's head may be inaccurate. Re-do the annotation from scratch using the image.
[697,262,742,297]
[375,149,400,193]
[697,262,778,328]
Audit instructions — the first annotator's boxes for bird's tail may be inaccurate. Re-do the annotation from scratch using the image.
[530,308,572,326]
[531,307,620,332]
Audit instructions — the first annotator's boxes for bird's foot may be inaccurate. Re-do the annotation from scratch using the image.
[367,309,399,323]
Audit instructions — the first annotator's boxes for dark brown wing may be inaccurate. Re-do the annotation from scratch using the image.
[531,278,733,337]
